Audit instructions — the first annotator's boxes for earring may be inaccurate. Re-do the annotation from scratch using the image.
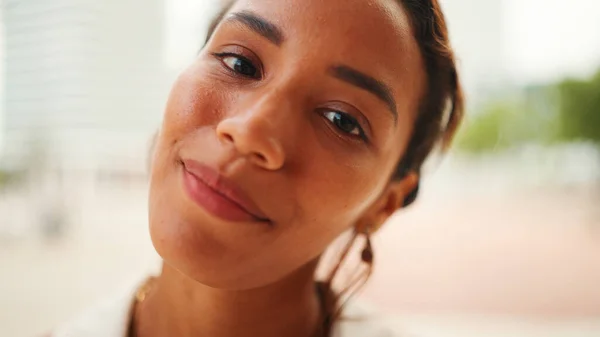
[360,227,373,264]
[403,182,420,207]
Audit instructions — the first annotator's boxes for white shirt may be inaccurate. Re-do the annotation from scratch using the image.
[50,279,400,337]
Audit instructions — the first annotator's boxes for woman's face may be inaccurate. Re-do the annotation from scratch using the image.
[149,0,424,289]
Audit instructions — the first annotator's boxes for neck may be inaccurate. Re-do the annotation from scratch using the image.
[135,262,323,337]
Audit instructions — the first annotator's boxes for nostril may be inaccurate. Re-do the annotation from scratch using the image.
[220,132,234,144]
[253,152,267,164]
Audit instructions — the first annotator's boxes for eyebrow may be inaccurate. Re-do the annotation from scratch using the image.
[329,65,398,121]
[226,11,285,46]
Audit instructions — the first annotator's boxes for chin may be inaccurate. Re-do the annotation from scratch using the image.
[148,216,304,290]
[147,168,300,290]
[147,200,270,290]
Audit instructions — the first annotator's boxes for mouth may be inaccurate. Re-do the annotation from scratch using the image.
[180,159,270,223]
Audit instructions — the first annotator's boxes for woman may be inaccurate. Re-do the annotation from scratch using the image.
[52,0,463,336]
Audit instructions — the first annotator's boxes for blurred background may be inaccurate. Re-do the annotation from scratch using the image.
[0,0,599,336]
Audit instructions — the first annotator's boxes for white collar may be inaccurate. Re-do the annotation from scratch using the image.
[51,279,141,337]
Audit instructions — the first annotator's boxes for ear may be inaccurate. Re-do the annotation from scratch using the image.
[355,172,419,233]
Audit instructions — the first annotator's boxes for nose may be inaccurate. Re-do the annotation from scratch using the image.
[216,96,287,170]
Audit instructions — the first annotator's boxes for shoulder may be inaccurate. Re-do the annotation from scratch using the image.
[48,279,143,337]
[334,300,407,337]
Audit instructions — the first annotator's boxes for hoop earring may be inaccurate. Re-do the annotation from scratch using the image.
[360,227,373,264]
[403,182,420,207]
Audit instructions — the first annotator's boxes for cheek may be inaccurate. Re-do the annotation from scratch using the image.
[301,142,384,219]
[161,65,226,141]
[253,162,384,286]
[303,168,379,227]
[283,151,385,251]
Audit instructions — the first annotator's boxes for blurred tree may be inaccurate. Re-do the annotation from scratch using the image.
[457,68,600,153]
[455,100,515,153]
[556,70,600,145]
[0,170,7,188]
[0,168,24,190]
[456,97,551,153]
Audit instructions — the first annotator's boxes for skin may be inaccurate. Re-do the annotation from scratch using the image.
[138,0,424,336]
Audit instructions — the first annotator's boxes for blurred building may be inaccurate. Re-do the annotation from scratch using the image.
[1,0,167,172]
[503,0,600,84]
[443,0,600,101]
[441,0,509,106]
[0,11,5,157]
[164,0,218,69]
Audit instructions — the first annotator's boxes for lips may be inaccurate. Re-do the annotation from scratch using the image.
[181,159,269,223]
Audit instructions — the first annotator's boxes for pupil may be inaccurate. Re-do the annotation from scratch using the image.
[235,59,255,76]
[335,114,355,133]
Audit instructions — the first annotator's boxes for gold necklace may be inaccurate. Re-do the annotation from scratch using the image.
[135,277,156,303]
[128,277,156,337]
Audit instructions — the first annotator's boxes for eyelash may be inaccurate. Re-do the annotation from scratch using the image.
[213,52,262,79]
[212,51,369,143]
[322,110,369,143]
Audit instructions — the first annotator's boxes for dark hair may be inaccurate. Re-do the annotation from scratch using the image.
[394,0,464,180]
[204,0,464,333]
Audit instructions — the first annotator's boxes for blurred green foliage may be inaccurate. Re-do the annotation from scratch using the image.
[457,69,600,153]
[456,96,555,153]
[556,71,600,144]
[0,170,7,187]
[0,168,24,189]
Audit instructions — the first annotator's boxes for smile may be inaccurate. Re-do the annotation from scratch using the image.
[180,159,270,223]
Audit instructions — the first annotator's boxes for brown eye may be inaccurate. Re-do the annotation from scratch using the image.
[217,53,260,78]
[323,110,366,139]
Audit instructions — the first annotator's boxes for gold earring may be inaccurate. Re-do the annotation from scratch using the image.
[360,227,373,264]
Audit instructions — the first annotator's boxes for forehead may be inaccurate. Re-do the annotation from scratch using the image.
[228,0,416,62]
[227,0,425,117]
